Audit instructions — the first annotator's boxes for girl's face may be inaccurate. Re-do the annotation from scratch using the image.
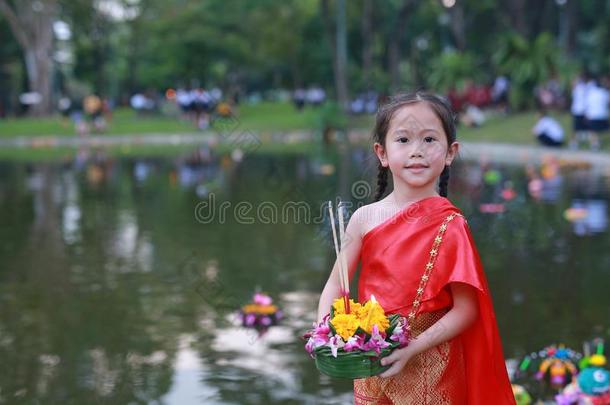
[374,102,459,194]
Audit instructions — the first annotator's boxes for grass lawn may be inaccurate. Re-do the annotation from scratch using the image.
[0,102,357,137]
[0,101,570,144]
[0,108,192,137]
[457,110,572,145]
[2,102,606,161]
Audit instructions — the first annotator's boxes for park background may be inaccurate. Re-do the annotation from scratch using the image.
[1,1,610,404]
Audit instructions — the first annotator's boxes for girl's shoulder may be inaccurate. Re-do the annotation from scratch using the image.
[351,197,405,238]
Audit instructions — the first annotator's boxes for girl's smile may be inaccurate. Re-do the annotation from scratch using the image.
[404,164,429,174]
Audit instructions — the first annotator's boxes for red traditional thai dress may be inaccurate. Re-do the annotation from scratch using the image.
[353,196,515,404]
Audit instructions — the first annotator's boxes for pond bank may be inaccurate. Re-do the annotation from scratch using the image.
[1,130,609,168]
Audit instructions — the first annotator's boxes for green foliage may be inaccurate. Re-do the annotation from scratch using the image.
[315,101,347,133]
[428,51,482,92]
[493,32,559,110]
[3,0,610,109]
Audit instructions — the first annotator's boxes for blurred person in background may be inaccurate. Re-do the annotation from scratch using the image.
[584,74,609,151]
[532,108,565,147]
[569,72,590,150]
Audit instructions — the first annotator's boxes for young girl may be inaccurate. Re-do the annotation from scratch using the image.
[317,92,515,404]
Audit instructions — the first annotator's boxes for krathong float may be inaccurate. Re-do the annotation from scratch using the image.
[556,339,610,405]
[303,201,410,379]
[518,344,581,389]
[239,292,282,330]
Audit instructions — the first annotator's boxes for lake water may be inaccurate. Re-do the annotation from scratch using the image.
[1,145,608,404]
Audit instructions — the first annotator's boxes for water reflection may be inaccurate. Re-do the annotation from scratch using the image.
[568,200,608,236]
[0,147,608,403]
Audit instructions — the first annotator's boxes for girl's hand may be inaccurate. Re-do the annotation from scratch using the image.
[378,346,414,378]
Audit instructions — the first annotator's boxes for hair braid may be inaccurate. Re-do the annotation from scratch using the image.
[374,164,389,201]
[438,165,450,197]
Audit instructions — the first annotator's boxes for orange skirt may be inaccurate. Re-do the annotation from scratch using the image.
[353,311,467,405]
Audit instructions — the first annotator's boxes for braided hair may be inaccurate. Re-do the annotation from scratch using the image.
[374,162,389,201]
[372,92,457,201]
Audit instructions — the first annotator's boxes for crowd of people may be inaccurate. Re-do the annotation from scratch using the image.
[172,87,225,129]
[531,73,610,150]
[568,73,610,150]
[57,93,113,137]
[427,72,610,151]
[292,86,326,110]
[28,69,609,150]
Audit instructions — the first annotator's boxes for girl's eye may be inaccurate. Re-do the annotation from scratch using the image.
[397,137,409,143]
[424,136,436,143]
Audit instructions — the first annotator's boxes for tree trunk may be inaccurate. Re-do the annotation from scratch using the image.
[388,40,400,91]
[505,0,528,38]
[388,0,415,91]
[25,46,53,115]
[320,0,349,108]
[0,0,57,116]
[564,0,578,55]
[361,0,373,89]
[449,2,466,51]
[530,0,552,39]
[409,42,423,89]
[335,0,349,108]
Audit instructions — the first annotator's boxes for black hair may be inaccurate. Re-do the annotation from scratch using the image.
[372,91,457,201]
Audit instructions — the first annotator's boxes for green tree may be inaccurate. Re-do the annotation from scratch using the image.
[493,32,559,110]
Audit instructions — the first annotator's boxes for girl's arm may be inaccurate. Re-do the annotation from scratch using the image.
[316,208,364,322]
[378,282,478,378]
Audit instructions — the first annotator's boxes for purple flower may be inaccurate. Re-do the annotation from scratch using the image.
[344,334,366,352]
[327,335,345,358]
[555,385,581,405]
[551,374,565,386]
[260,316,272,326]
[390,319,410,348]
[244,313,256,326]
[253,293,272,306]
[304,317,333,357]
[312,318,331,337]
[362,325,390,355]
[305,337,316,355]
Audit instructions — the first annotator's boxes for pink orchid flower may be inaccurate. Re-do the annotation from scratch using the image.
[305,337,316,355]
[304,316,332,356]
[305,333,331,357]
[328,335,345,358]
[390,319,410,348]
[344,334,366,352]
[363,325,390,355]
[253,293,272,306]
[244,313,256,326]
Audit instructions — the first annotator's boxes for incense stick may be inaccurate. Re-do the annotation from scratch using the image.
[328,201,350,313]
[327,202,346,292]
[337,201,351,312]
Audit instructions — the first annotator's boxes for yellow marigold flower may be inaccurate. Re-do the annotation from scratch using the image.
[357,300,389,334]
[242,304,278,315]
[331,313,360,340]
[332,298,362,315]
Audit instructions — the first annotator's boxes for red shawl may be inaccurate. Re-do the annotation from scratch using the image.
[356,196,515,404]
